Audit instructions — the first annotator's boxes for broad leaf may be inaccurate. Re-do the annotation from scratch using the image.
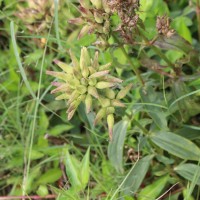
[140,86,168,130]
[151,131,200,160]
[121,155,154,195]
[174,163,200,185]
[108,120,128,173]
[138,175,169,200]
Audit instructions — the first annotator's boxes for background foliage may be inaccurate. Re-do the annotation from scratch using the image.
[0,0,200,199]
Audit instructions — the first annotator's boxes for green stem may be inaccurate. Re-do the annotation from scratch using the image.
[112,34,145,86]
[138,28,174,67]
[132,119,149,135]
[196,0,200,42]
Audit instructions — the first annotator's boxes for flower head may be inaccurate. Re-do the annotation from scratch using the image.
[47,47,132,140]
[16,0,55,33]
[69,0,111,39]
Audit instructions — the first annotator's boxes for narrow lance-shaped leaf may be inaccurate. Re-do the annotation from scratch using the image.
[122,155,154,195]
[108,120,128,173]
[151,131,200,161]
[80,147,90,187]
[174,163,200,186]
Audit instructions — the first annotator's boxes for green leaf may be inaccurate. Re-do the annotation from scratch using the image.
[108,120,128,173]
[138,175,169,200]
[122,155,154,195]
[48,124,74,136]
[37,168,62,184]
[174,163,200,185]
[80,147,90,187]
[65,149,82,189]
[151,131,200,160]
[140,86,168,130]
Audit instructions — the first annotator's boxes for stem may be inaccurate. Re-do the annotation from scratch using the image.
[112,34,145,86]
[196,0,200,41]
[132,119,149,135]
[138,28,174,67]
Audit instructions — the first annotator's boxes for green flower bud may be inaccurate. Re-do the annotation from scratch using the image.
[80,47,91,70]
[78,25,91,39]
[94,108,106,125]
[106,106,115,115]
[111,99,125,107]
[90,0,102,9]
[99,62,111,71]
[89,70,109,78]
[96,81,115,89]
[107,114,114,140]
[85,94,93,113]
[68,109,76,120]
[88,67,96,75]
[81,78,88,86]
[99,97,110,107]
[94,11,103,24]
[69,49,80,68]
[105,88,115,99]
[92,51,99,69]
[67,91,80,105]
[116,83,133,99]
[77,85,87,94]
[51,84,71,94]
[53,60,73,74]
[88,86,99,98]
[46,71,69,81]
[102,0,111,13]
[88,78,97,86]
[55,93,71,100]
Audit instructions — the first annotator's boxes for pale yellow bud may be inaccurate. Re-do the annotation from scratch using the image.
[85,94,92,113]
[107,114,114,140]
[96,81,115,89]
[116,83,133,99]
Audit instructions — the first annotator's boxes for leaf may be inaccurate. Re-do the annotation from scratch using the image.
[138,175,169,200]
[174,163,200,186]
[140,86,168,130]
[122,155,154,195]
[80,147,90,187]
[151,131,200,160]
[37,168,62,184]
[48,124,73,136]
[65,149,82,189]
[108,120,128,173]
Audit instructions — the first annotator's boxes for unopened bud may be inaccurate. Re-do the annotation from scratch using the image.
[89,70,109,78]
[53,60,73,74]
[85,94,92,113]
[88,86,99,98]
[94,108,106,125]
[69,49,79,68]
[106,107,115,115]
[107,114,114,140]
[116,83,133,99]
[96,81,115,89]
[99,97,110,107]
[94,11,103,23]
[105,88,115,99]
[111,99,125,107]
[90,0,102,9]
[55,93,71,100]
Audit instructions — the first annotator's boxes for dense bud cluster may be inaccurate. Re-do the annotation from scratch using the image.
[16,0,55,33]
[47,47,132,139]
[107,0,141,43]
[156,15,175,38]
[69,0,111,39]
